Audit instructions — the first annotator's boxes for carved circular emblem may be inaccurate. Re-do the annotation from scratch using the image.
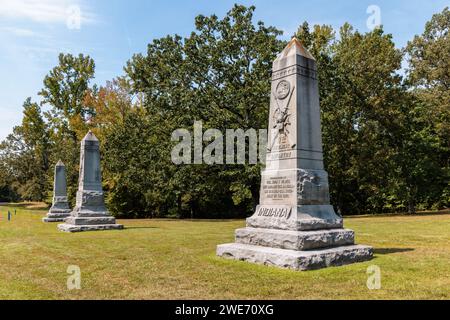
[276,80,291,100]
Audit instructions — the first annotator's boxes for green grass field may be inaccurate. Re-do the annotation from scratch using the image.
[0,203,448,300]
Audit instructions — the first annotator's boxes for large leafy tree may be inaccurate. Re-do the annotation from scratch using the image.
[84,78,150,216]
[406,7,450,113]
[39,53,96,204]
[406,7,450,208]
[296,23,426,214]
[331,25,405,214]
[122,4,283,217]
[0,98,50,201]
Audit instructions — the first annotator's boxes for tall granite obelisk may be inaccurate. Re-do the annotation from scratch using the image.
[217,38,373,270]
[58,131,123,232]
[43,160,71,222]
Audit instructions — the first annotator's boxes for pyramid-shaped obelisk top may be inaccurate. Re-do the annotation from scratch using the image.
[82,130,98,142]
[56,160,65,167]
[276,37,315,61]
[272,37,316,73]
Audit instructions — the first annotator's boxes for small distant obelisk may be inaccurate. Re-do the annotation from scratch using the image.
[58,131,123,232]
[217,38,373,270]
[43,160,71,222]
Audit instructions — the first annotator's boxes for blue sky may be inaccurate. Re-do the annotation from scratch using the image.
[0,0,448,140]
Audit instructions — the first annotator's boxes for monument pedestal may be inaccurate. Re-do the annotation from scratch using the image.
[217,38,372,270]
[59,206,123,232]
[58,131,123,233]
[235,227,355,250]
[218,208,372,270]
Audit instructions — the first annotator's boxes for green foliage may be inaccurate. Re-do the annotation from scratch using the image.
[0,5,448,217]
[40,53,96,205]
[406,7,450,209]
[0,98,50,201]
[120,4,283,218]
[40,53,96,120]
[296,18,447,214]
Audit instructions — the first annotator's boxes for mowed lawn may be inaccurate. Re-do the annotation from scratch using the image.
[0,203,448,300]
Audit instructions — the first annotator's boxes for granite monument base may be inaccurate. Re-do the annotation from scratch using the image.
[217,221,373,271]
[58,210,123,233]
[217,242,373,271]
[246,205,343,231]
[235,227,355,250]
[58,222,124,233]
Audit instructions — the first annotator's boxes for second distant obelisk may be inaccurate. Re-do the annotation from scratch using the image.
[58,131,123,232]
[43,160,71,222]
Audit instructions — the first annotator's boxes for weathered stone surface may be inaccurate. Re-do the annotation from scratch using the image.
[255,40,342,228]
[43,160,71,223]
[71,190,110,217]
[259,169,331,206]
[64,216,116,226]
[265,39,323,172]
[71,133,109,217]
[235,228,354,251]
[58,131,123,233]
[43,217,66,223]
[44,211,72,222]
[217,243,373,271]
[46,212,72,218]
[246,204,342,231]
[217,38,373,270]
[58,223,124,233]
[297,169,330,205]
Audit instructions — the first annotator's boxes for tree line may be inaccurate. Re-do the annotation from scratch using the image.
[0,5,448,218]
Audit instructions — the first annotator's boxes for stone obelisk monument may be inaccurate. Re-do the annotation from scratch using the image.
[43,160,71,222]
[217,38,373,270]
[58,131,123,232]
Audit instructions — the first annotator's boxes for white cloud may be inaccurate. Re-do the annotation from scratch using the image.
[0,0,96,25]
[0,26,38,37]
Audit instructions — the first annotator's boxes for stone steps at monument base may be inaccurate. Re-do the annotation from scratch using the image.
[235,227,355,251]
[57,223,124,233]
[43,211,71,223]
[216,243,373,271]
[47,208,71,214]
[42,217,67,223]
[45,212,71,219]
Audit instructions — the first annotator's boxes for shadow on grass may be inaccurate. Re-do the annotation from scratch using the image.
[124,226,159,230]
[374,248,414,255]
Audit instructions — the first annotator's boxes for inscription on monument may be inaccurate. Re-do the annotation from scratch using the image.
[256,205,292,219]
[262,176,295,201]
[272,65,317,81]
[268,151,293,161]
[268,135,294,159]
